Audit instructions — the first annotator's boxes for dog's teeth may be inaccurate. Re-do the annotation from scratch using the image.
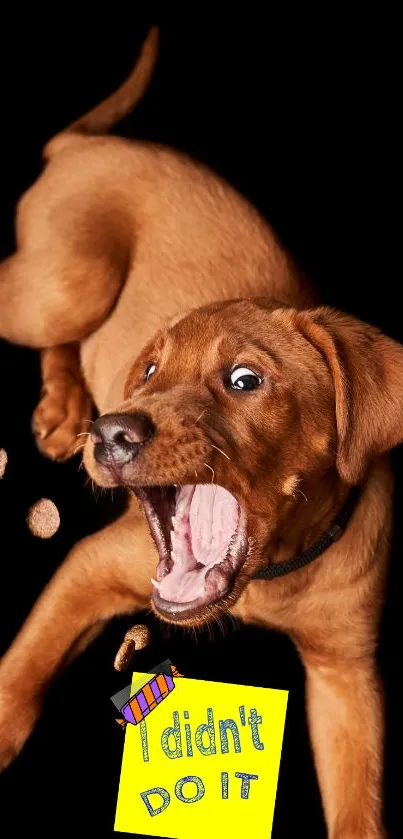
[172,515,179,528]
[150,577,160,590]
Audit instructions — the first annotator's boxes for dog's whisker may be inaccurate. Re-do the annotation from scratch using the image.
[221,618,228,637]
[195,409,207,426]
[226,612,239,632]
[296,487,309,502]
[76,431,90,438]
[73,443,86,455]
[209,443,231,461]
[214,616,225,638]
[204,462,215,483]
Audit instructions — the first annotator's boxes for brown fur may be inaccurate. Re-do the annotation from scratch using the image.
[0,28,397,837]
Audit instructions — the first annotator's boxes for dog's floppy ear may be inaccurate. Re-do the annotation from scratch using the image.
[296,306,403,485]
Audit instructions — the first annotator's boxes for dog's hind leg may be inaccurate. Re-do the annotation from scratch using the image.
[0,27,158,347]
[0,158,132,459]
[32,344,94,462]
[0,152,132,349]
[0,235,129,349]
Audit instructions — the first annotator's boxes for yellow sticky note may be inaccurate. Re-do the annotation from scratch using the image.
[114,672,288,838]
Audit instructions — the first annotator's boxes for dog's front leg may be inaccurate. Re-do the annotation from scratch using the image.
[0,503,154,771]
[298,646,386,839]
[32,343,93,462]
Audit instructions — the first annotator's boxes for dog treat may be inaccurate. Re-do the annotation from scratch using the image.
[114,623,152,671]
[27,498,60,539]
[0,448,7,479]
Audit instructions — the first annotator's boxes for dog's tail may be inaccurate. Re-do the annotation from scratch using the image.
[43,25,159,160]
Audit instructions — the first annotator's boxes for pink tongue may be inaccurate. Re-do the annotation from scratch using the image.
[189,484,239,565]
[157,485,240,604]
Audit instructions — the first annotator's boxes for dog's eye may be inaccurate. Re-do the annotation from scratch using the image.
[144,363,156,381]
[228,366,263,391]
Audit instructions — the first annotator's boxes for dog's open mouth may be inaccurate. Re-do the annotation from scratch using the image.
[133,484,248,620]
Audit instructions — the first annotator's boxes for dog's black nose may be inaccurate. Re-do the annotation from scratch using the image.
[91,412,155,466]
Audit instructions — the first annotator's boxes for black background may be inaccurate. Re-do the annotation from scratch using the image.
[0,6,401,838]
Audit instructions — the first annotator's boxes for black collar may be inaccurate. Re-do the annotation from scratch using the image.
[251,485,361,581]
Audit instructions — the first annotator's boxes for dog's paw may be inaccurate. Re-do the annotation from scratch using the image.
[0,687,40,772]
[32,379,93,462]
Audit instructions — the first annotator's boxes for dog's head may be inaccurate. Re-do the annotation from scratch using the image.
[83,299,403,624]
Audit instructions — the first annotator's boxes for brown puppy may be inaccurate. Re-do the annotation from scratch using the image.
[0,27,399,838]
